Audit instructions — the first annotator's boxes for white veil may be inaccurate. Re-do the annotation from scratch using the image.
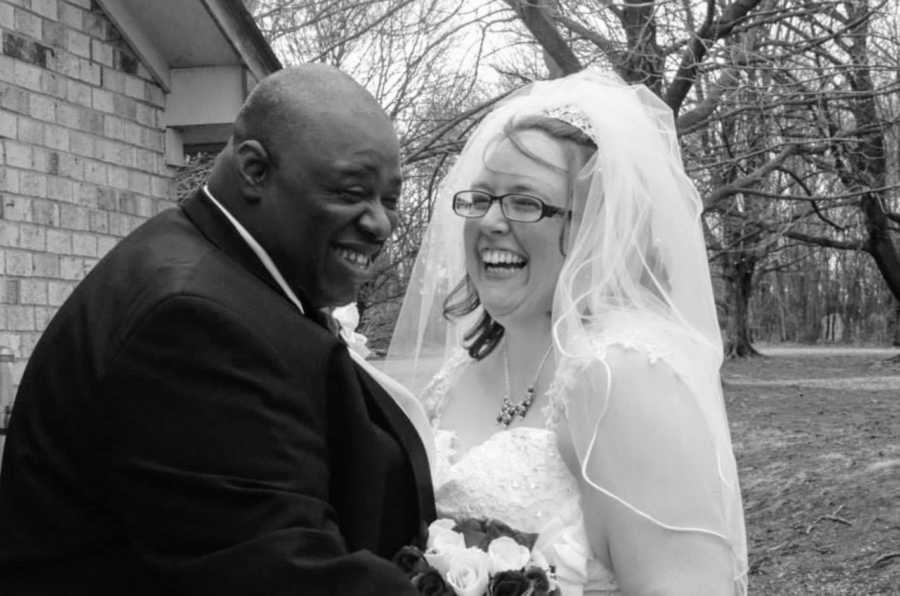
[387,70,747,593]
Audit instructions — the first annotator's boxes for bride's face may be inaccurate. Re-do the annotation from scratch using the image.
[464,129,569,326]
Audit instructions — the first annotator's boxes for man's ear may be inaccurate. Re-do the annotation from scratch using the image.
[235,140,271,203]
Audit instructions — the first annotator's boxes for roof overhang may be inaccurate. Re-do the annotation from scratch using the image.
[94,0,281,163]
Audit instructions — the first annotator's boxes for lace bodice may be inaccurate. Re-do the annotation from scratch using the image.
[426,357,619,595]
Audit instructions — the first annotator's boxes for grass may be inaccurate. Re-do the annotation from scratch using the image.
[723,348,900,595]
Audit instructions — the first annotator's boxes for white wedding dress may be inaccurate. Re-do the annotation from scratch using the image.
[424,353,619,596]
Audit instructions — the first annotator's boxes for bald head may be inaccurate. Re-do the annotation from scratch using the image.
[232,65,392,165]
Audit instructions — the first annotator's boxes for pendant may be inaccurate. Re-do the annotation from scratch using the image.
[496,387,536,427]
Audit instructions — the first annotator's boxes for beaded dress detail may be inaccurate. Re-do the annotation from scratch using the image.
[423,352,619,596]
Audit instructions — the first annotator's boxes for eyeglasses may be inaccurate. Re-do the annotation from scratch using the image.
[451,190,571,223]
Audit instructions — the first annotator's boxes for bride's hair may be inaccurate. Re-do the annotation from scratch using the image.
[442,115,597,360]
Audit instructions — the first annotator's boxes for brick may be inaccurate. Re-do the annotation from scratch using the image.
[7,305,35,331]
[141,128,163,153]
[82,10,106,39]
[78,109,103,135]
[4,249,32,276]
[55,101,79,128]
[0,332,21,356]
[134,148,156,172]
[103,115,124,140]
[17,117,42,144]
[57,153,84,179]
[97,235,117,255]
[90,38,113,67]
[128,170,149,195]
[40,71,66,98]
[29,94,55,122]
[83,160,107,185]
[88,208,107,233]
[46,228,72,253]
[107,164,127,189]
[2,194,30,220]
[67,29,90,59]
[60,255,92,280]
[96,185,116,209]
[71,231,96,256]
[42,19,66,48]
[97,137,122,164]
[74,182,99,207]
[34,306,55,329]
[147,84,163,108]
[3,32,53,67]
[30,0,58,21]
[66,79,92,107]
[0,166,20,192]
[43,123,68,150]
[47,279,74,306]
[52,50,80,79]
[4,140,31,168]
[13,60,43,92]
[13,9,42,40]
[32,197,59,226]
[101,66,124,93]
[69,130,94,156]
[117,190,137,214]
[69,0,93,10]
[0,220,19,247]
[108,211,130,236]
[0,4,12,29]
[59,203,89,230]
[59,2,83,30]
[91,87,113,113]
[46,176,72,202]
[77,58,100,85]
[31,252,60,276]
[20,172,47,197]
[123,76,145,102]
[123,121,142,146]
[18,224,45,250]
[31,147,54,173]
[112,94,137,120]
[1,278,20,304]
[0,110,16,137]
[0,82,30,113]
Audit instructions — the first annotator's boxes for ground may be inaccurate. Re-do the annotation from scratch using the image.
[724,345,900,595]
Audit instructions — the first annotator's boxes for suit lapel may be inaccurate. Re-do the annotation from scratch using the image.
[353,362,436,526]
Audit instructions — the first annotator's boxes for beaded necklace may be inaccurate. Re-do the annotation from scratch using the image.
[496,341,554,427]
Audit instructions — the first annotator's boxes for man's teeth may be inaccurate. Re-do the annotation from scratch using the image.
[336,247,371,267]
[481,249,526,267]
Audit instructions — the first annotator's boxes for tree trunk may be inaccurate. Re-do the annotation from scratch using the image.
[725,256,761,358]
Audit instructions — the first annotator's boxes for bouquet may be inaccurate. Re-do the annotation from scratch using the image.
[393,518,561,596]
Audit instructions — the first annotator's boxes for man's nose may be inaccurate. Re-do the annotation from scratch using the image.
[359,200,394,242]
[479,201,509,234]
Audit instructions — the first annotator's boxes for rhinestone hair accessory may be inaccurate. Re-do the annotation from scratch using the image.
[541,104,600,146]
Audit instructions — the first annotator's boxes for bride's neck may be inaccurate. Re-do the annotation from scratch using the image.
[500,316,554,382]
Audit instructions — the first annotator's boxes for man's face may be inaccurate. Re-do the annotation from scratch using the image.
[256,114,402,309]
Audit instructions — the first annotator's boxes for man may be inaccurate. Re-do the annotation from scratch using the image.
[0,65,435,595]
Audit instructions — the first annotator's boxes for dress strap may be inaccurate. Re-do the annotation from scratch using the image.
[420,349,470,425]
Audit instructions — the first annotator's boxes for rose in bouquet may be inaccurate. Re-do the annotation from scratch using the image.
[392,518,560,596]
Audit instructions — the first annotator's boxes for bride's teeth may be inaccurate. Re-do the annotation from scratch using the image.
[481,249,525,266]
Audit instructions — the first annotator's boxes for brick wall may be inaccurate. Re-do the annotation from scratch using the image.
[0,0,176,388]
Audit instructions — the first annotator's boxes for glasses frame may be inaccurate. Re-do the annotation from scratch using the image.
[451,190,572,223]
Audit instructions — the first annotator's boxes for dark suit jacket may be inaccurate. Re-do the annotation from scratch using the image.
[0,190,435,595]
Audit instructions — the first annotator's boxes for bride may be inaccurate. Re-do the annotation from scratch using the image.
[386,70,748,595]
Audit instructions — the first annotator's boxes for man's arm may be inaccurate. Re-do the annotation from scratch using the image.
[98,294,417,595]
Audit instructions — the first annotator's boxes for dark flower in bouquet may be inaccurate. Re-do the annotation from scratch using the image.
[394,518,560,596]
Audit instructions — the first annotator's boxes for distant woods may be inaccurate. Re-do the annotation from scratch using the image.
[217,0,900,355]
